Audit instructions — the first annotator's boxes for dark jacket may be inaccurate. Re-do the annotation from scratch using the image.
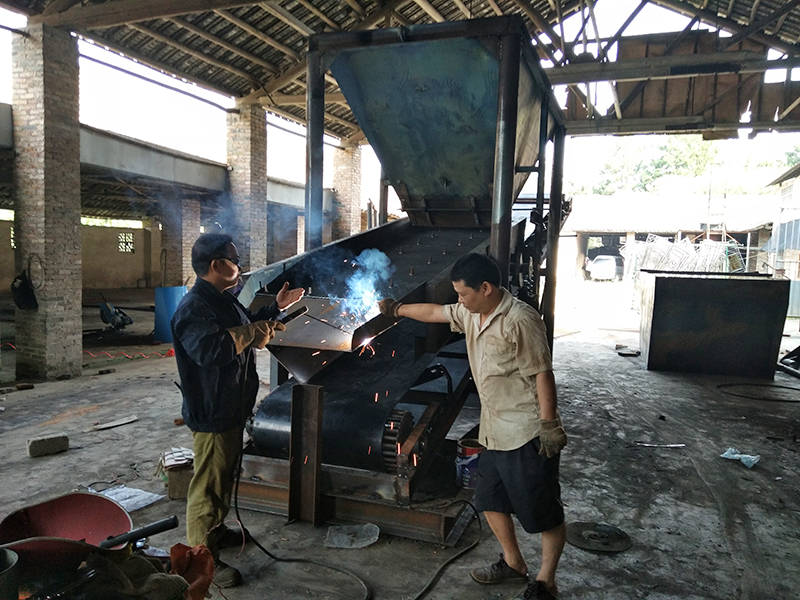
[171,278,280,433]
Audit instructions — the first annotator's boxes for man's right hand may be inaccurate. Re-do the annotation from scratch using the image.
[378,298,403,319]
[227,321,286,353]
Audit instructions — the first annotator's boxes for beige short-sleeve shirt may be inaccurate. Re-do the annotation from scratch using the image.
[442,288,553,451]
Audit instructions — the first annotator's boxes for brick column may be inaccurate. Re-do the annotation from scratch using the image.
[227,104,267,271]
[332,146,362,240]
[12,24,81,381]
[160,197,200,287]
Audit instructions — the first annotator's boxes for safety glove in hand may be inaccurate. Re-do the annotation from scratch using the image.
[538,419,568,458]
[227,321,286,354]
[378,298,403,319]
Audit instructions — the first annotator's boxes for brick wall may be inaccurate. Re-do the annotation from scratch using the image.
[332,146,362,240]
[227,104,268,271]
[266,204,300,263]
[12,24,82,381]
[161,197,200,287]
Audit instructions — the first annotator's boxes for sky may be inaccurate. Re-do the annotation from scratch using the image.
[1,1,800,216]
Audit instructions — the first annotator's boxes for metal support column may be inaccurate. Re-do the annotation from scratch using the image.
[378,168,389,225]
[490,33,520,284]
[305,51,325,251]
[287,384,324,525]
[541,126,565,351]
[532,94,550,301]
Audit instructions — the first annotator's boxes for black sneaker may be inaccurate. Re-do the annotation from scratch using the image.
[217,524,250,549]
[513,580,557,599]
[470,554,528,584]
[213,560,242,588]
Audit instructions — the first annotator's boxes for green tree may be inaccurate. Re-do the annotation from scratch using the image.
[592,135,716,194]
[785,144,800,167]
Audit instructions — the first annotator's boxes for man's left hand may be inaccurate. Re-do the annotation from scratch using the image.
[276,281,305,310]
[538,420,568,458]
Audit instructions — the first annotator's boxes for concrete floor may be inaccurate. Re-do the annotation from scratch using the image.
[1,281,799,600]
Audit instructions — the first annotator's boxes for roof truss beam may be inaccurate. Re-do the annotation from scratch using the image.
[167,16,279,74]
[214,9,301,60]
[720,0,800,50]
[129,23,261,85]
[31,0,261,29]
[548,51,800,84]
[651,0,800,56]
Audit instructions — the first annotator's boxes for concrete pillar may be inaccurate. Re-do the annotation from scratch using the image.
[161,197,200,287]
[227,104,267,271]
[12,24,81,381]
[332,146,362,240]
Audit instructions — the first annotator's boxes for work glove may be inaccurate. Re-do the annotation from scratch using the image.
[378,298,403,319]
[538,419,568,458]
[227,320,286,354]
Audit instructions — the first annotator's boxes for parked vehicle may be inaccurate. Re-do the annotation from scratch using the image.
[588,255,624,281]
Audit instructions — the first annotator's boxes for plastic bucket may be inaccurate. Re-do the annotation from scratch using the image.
[456,438,485,489]
[0,549,18,600]
[153,286,188,343]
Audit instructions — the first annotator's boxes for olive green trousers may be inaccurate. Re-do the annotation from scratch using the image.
[186,427,242,558]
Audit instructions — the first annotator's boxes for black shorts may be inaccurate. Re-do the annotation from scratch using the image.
[472,437,564,534]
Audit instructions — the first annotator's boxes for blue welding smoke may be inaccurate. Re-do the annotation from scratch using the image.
[340,248,396,326]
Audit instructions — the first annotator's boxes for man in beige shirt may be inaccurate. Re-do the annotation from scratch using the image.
[379,252,568,600]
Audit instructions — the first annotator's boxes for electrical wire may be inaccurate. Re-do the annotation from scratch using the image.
[716,382,800,403]
[409,500,482,600]
[231,354,373,599]
[231,434,373,599]
[82,349,175,359]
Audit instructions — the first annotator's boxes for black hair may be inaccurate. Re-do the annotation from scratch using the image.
[449,252,501,290]
[191,232,234,276]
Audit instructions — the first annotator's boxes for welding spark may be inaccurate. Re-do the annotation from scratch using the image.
[312,351,321,356]
[304,455,308,464]
[413,454,418,467]
[359,343,376,357]
[390,422,394,430]
[392,350,396,357]
[368,446,371,454]
[374,392,379,402]
[385,390,388,396]
[397,442,401,455]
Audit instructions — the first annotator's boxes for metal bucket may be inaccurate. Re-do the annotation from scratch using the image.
[0,548,18,600]
[456,438,484,489]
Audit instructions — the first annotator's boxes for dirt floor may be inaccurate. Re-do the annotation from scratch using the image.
[0,280,799,600]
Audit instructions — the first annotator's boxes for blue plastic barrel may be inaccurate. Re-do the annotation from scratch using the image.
[154,286,188,343]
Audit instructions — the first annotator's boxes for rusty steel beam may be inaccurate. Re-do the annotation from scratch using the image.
[238,454,475,545]
[541,126,565,351]
[490,33,521,285]
[287,384,324,525]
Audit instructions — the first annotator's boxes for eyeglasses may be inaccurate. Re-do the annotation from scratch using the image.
[211,255,240,267]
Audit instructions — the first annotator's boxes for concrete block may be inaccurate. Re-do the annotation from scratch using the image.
[27,433,69,457]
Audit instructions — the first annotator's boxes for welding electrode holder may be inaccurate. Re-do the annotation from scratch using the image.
[278,304,309,324]
[99,515,179,548]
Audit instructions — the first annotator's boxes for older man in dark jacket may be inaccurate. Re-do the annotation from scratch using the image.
[171,232,303,587]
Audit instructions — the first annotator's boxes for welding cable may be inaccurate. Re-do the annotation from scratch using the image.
[409,500,483,600]
[230,354,373,600]
[230,441,372,600]
[82,349,176,359]
[716,382,800,403]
